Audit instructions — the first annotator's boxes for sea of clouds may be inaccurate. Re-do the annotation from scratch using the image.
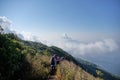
[0,16,120,76]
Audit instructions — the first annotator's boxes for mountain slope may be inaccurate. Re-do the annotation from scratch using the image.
[76,58,120,80]
[22,37,120,80]
[21,35,120,80]
[0,33,119,80]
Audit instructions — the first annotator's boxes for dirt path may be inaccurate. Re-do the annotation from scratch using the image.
[48,75,57,80]
[48,69,57,80]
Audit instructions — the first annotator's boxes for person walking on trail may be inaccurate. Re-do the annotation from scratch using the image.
[51,54,57,70]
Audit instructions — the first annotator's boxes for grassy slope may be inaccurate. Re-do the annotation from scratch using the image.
[47,46,120,80]
[22,37,120,80]
[0,33,119,80]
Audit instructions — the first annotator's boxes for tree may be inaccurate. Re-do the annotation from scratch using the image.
[96,70,103,78]
[0,25,4,34]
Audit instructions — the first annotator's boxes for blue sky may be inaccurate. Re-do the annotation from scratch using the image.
[0,0,120,35]
[0,0,120,76]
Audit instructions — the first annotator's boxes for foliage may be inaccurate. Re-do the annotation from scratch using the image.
[0,25,4,33]
[0,33,50,80]
[0,33,25,80]
[96,70,104,78]
[26,54,51,80]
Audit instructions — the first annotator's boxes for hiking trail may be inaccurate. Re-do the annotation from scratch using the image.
[48,69,57,80]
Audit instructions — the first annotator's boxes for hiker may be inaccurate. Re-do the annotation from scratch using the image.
[51,54,57,70]
[56,56,61,64]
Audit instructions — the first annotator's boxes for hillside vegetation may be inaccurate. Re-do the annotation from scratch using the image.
[0,32,119,80]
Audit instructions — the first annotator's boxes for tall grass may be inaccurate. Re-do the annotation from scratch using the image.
[25,54,104,80]
[26,54,51,80]
[56,60,103,80]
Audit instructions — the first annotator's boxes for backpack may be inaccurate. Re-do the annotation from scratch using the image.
[51,57,55,65]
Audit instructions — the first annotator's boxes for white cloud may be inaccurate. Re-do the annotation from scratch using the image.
[49,34,120,76]
[0,16,120,76]
[0,16,13,33]
[62,33,72,40]
[0,16,43,42]
[54,34,119,56]
[19,31,44,42]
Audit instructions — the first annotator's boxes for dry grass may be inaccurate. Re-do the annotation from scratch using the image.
[56,60,103,80]
[26,54,103,80]
[26,54,51,80]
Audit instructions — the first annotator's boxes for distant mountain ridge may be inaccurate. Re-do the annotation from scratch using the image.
[76,58,120,80]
